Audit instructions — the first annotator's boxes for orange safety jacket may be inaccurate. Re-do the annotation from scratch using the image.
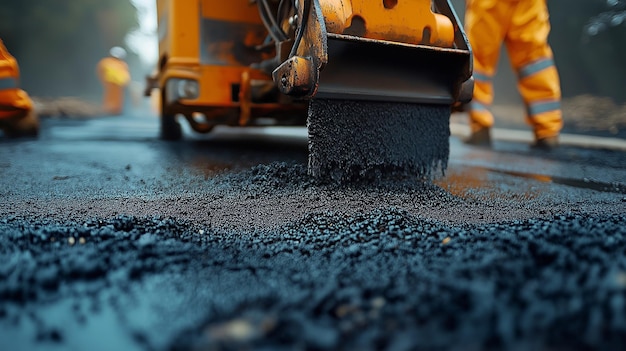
[465,0,563,140]
[0,39,33,120]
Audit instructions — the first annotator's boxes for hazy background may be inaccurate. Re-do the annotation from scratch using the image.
[0,0,154,102]
[0,0,624,106]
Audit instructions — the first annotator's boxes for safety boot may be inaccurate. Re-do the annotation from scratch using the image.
[531,136,559,151]
[464,127,492,147]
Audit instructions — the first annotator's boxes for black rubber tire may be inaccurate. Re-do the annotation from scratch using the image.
[160,112,182,141]
[159,90,182,141]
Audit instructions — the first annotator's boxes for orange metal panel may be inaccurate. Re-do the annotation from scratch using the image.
[176,66,271,106]
[321,0,454,47]
[170,0,200,62]
[200,0,262,24]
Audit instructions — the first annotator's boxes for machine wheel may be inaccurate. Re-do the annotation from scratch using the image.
[159,89,182,140]
[160,112,182,140]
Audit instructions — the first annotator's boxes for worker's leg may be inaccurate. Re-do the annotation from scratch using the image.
[102,82,124,115]
[465,0,511,134]
[506,0,563,143]
[102,83,113,114]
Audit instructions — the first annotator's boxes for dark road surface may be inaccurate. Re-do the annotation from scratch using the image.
[1,111,626,350]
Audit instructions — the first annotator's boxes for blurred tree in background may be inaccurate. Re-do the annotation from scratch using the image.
[0,0,139,100]
[549,0,626,103]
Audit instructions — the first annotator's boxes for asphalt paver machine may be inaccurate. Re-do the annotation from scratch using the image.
[148,0,473,181]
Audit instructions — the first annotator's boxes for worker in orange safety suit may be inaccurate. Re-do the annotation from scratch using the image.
[96,46,131,116]
[464,0,563,150]
[0,39,39,138]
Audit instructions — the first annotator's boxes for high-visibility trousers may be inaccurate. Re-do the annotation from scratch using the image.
[101,81,125,116]
[0,86,32,119]
[465,0,563,140]
[0,40,33,120]
[0,78,33,122]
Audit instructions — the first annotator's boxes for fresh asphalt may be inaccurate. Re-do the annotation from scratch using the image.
[1,109,625,350]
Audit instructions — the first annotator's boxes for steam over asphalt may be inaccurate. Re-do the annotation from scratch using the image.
[1,162,626,351]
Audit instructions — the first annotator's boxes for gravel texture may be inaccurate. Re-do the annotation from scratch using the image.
[1,162,626,351]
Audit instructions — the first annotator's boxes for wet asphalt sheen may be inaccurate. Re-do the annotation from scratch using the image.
[1,114,626,350]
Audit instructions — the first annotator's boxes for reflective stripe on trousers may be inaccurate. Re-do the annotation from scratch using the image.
[468,69,495,131]
[518,57,563,139]
[0,77,17,90]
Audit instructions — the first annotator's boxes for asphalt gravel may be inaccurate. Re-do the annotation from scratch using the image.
[1,162,626,351]
[307,99,450,182]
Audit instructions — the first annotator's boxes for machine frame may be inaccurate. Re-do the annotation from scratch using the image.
[147,0,307,140]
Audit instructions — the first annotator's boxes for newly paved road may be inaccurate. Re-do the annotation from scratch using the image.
[1,110,625,350]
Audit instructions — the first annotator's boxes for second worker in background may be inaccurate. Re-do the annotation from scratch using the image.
[464,0,563,150]
[97,46,131,116]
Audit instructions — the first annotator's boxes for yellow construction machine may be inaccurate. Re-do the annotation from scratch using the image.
[148,0,473,181]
